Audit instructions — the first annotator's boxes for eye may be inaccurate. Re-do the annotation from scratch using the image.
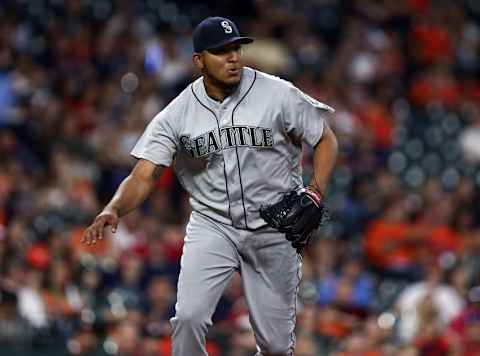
[208,44,242,56]
[209,47,227,55]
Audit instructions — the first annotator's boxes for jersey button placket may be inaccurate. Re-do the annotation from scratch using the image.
[220,106,242,228]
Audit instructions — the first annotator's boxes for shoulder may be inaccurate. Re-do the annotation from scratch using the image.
[247,67,292,92]
[167,83,197,110]
[244,68,334,112]
[154,82,198,122]
[249,68,328,103]
[283,81,335,113]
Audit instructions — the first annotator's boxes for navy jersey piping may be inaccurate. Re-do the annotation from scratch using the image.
[191,85,232,221]
[231,70,257,229]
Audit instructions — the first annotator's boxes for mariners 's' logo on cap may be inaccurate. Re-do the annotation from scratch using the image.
[221,21,233,34]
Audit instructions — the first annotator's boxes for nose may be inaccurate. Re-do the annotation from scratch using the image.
[227,48,240,63]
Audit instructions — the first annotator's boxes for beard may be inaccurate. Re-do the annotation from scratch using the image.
[203,64,242,91]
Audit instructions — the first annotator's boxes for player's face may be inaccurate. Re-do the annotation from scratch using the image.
[197,42,244,88]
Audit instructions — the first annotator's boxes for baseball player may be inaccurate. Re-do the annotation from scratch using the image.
[83,16,338,356]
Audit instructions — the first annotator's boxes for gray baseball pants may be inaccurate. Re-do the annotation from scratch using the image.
[170,211,302,356]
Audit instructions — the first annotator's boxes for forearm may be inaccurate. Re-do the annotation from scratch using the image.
[308,124,338,195]
[104,174,155,217]
[103,160,162,218]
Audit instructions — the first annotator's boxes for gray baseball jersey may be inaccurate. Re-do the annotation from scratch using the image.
[131,66,334,356]
[131,67,334,229]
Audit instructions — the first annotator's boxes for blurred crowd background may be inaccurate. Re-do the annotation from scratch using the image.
[1,0,480,355]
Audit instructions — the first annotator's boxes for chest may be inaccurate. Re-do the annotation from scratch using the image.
[178,95,281,159]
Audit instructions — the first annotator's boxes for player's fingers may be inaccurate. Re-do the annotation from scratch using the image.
[87,220,101,244]
[90,227,98,245]
[83,226,95,245]
[94,222,104,242]
[82,229,93,245]
[108,216,119,234]
[95,227,102,241]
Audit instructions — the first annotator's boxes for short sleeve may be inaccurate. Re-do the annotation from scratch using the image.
[130,111,178,167]
[282,84,335,147]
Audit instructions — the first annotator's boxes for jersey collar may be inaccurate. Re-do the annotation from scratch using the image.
[193,67,256,110]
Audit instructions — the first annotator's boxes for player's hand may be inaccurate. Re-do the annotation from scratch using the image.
[82,210,119,245]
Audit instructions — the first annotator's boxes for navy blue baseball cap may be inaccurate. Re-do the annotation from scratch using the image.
[193,17,253,53]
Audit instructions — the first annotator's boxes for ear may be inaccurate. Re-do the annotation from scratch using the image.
[192,53,204,70]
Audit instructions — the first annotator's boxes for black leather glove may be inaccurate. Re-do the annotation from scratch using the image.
[259,188,328,252]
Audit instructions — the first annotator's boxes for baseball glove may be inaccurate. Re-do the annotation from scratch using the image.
[260,188,328,252]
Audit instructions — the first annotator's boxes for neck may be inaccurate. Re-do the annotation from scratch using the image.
[203,74,239,102]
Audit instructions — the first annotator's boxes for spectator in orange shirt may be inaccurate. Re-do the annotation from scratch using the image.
[414,196,463,256]
[365,196,429,278]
